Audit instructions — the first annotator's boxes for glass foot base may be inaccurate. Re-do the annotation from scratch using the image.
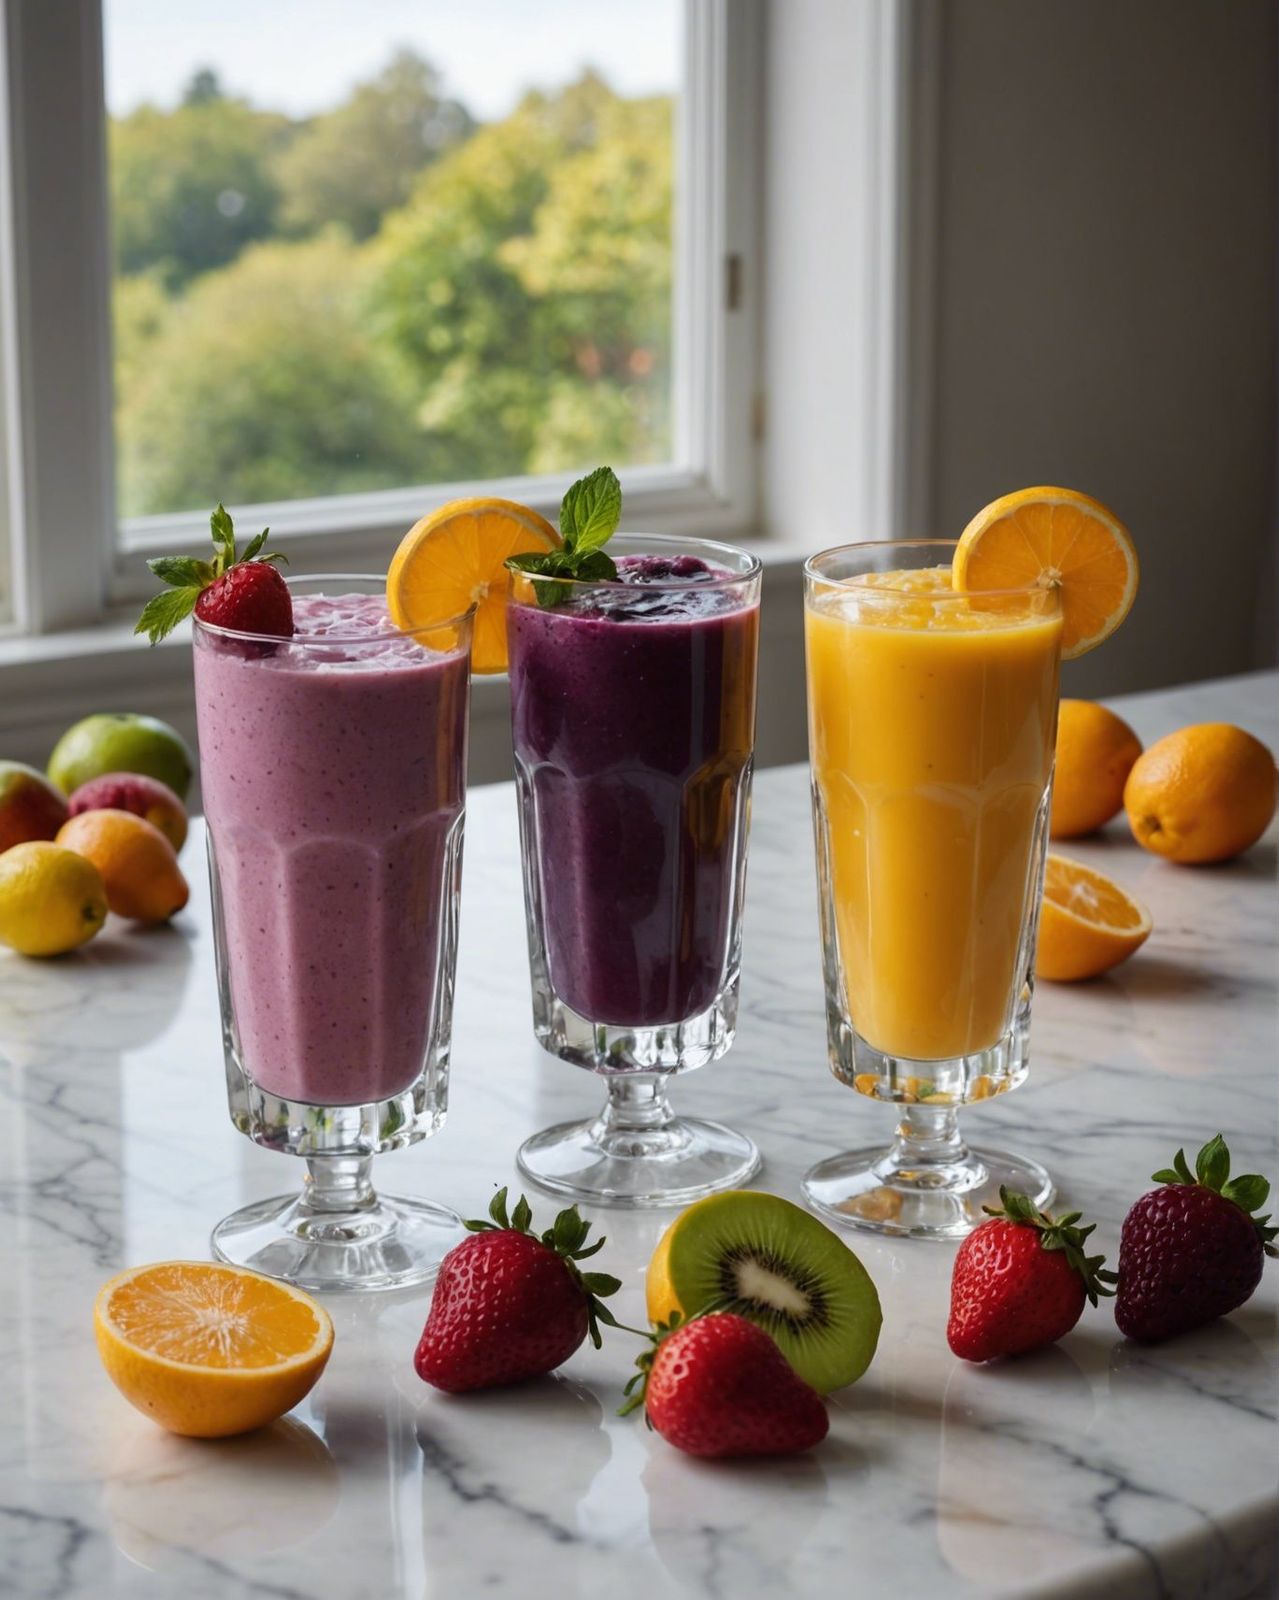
[211,1189,464,1293]
[517,1114,761,1209]
[802,1144,1053,1241]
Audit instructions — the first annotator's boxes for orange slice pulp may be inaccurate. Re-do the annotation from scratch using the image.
[386,497,560,673]
[952,487,1138,659]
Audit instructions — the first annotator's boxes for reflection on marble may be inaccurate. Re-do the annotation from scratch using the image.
[1,672,1276,1599]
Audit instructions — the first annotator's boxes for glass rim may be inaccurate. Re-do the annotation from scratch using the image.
[515,532,762,593]
[804,539,1056,600]
[192,572,476,647]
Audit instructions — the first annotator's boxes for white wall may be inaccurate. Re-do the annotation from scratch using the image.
[916,0,1276,696]
[762,0,1277,701]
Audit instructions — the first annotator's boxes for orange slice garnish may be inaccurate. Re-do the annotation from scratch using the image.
[387,497,560,674]
[952,487,1138,658]
[1035,853,1152,982]
[94,1261,333,1437]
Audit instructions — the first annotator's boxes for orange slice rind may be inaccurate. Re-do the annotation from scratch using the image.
[1035,853,1152,982]
[386,497,560,674]
[952,487,1138,659]
[94,1261,334,1438]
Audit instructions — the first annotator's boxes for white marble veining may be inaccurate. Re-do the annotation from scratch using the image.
[1,671,1276,1600]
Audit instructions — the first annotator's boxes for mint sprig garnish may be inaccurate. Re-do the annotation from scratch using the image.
[134,502,285,645]
[505,465,622,607]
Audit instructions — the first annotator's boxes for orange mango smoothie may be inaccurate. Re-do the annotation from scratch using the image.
[805,568,1062,1061]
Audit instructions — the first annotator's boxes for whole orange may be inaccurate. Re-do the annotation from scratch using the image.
[1050,699,1142,838]
[1124,723,1276,864]
[56,808,189,921]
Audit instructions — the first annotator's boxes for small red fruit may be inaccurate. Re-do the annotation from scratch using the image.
[1115,1134,1276,1343]
[68,772,188,852]
[0,761,69,852]
[135,503,293,645]
[622,1311,829,1459]
[194,561,293,638]
[947,1189,1116,1362]
[414,1188,622,1393]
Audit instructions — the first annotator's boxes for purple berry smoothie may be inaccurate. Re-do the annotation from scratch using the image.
[507,554,759,1028]
[194,594,469,1106]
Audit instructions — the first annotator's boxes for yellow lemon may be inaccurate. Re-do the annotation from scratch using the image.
[0,840,108,955]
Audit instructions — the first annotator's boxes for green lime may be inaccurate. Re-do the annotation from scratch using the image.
[48,713,194,800]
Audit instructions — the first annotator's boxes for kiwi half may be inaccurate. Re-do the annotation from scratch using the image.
[646,1190,881,1393]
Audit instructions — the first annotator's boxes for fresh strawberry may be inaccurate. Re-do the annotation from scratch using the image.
[1115,1134,1276,1343]
[414,1188,622,1393]
[947,1188,1116,1362]
[135,503,292,644]
[621,1311,829,1458]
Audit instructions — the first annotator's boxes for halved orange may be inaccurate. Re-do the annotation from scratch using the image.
[94,1261,334,1438]
[952,487,1138,658]
[1035,853,1152,982]
[386,497,560,673]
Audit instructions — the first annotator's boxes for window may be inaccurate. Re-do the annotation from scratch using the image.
[0,0,763,636]
[104,2,680,524]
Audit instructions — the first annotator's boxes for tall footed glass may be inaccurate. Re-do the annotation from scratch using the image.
[803,542,1062,1239]
[508,535,761,1206]
[195,577,472,1291]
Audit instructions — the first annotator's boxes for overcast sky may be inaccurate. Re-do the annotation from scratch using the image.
[105,0,680,121]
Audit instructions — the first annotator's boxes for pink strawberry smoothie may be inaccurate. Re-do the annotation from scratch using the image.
[194,594,469,1105]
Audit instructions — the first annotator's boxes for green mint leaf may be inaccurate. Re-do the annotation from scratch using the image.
[134,586,199,646]
[506,551,560,575]
[559,465,621,554]
[210,503,237,574]
[1195,1134,1230,1191]
[147,555,213,589]
[573,550,618,582]
[1222,1174,1269,1213]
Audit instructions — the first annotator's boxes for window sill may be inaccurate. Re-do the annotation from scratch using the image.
[0,540,808,780]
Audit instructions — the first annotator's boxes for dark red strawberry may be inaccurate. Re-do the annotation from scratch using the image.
[1115,1134,1276,1343]
[135,503,292,645]
[621,1311,829,1458]
[414,1188,622,1393]
[947,1189,1116,1362]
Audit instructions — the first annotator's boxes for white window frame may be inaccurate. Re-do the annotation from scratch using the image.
[0,0,764,637]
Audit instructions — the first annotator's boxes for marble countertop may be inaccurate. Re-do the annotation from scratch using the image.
[2,671,1276,1600]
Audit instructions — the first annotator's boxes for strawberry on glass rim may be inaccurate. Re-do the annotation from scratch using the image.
[135,503,293,644]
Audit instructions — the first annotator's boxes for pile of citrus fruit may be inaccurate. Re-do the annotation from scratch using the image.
[0,711,193,957]
[952,486,1275,985]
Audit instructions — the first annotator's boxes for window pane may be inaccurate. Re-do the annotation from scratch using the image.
[104,1,679,521]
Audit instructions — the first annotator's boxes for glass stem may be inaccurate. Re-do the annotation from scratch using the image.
[600,1073,676,1135]
[890,1104,967,1171]
[303,1154,375,1213]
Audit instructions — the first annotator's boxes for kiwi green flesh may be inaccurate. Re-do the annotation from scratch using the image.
[665,1191,882,1393]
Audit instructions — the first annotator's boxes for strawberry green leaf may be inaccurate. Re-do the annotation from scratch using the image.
[134,586,200,646]
[1195,1134,1230,1191]
[210,503,237,573]
[488,1187,511,1230]
[511,1193,533,1234]
[147,555,213,589]
[1222,1174,1270,1213]
[241,527,271,563]
[1151,1168,1183,1185]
